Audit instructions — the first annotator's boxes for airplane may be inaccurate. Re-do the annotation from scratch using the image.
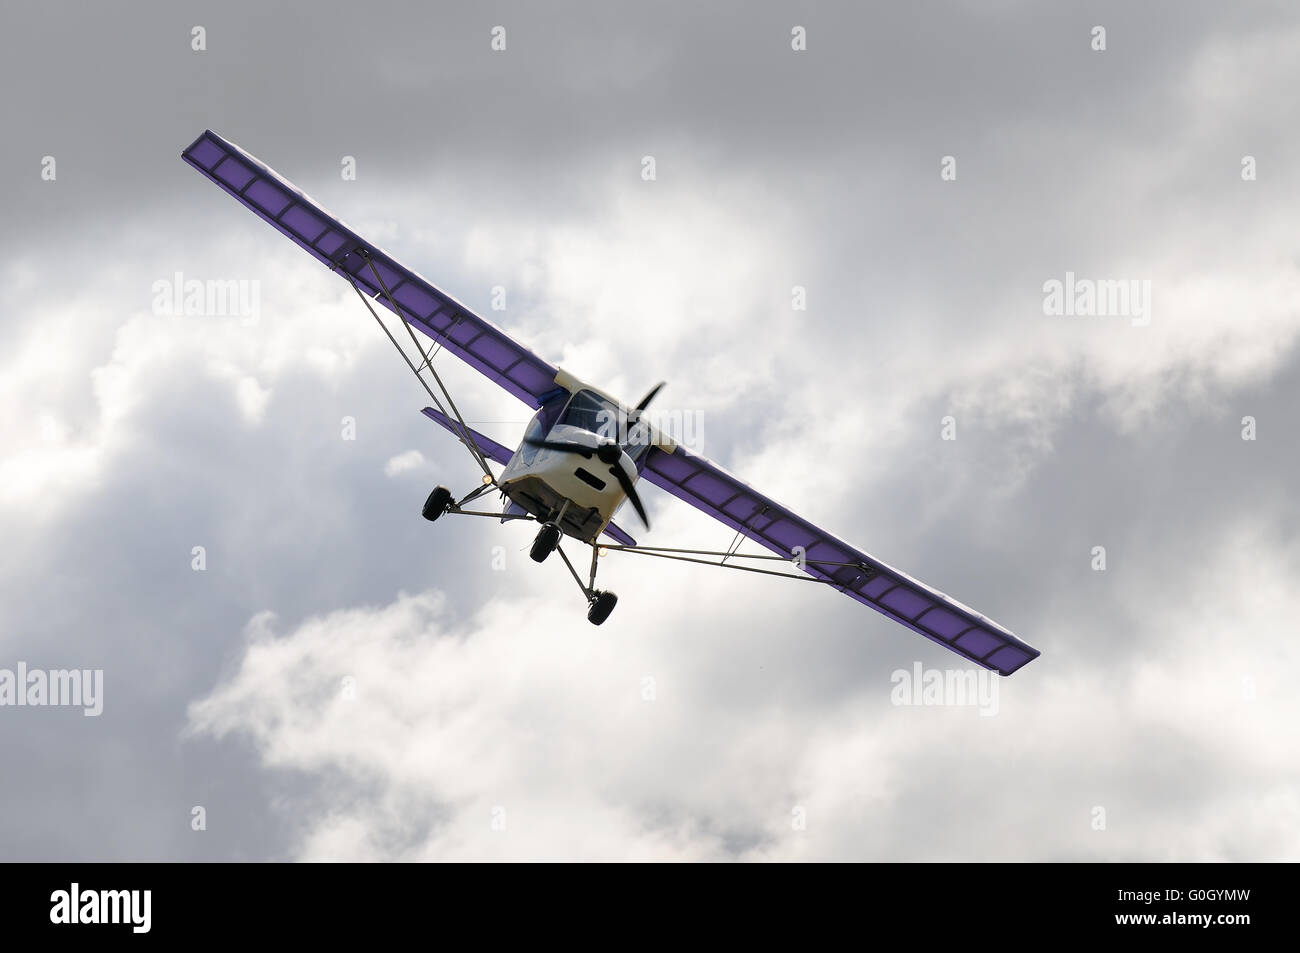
[182,130,1041,675]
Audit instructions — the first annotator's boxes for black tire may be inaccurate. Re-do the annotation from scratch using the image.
[530,523,562,563]
[422,486,454,522]
[587,590,618,625]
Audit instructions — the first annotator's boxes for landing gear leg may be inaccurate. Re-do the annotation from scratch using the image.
[580,541,617,625]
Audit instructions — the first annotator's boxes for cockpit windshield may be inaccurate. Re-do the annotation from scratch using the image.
[561,390,614,435]
[559,389,651,459]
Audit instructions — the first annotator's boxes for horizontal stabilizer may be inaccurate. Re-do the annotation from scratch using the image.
[420,407,514,467]
[601,521,636,547]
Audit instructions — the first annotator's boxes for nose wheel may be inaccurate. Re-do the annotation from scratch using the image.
[530,523,562,563]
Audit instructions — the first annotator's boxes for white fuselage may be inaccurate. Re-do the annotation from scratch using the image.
[498,423,640,541]
[494,380,672,542]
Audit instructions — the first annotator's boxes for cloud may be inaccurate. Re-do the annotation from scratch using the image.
[187,509,1300,861]
[383,450,429,478]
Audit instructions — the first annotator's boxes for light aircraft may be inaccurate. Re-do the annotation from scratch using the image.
[182,130,1040,675]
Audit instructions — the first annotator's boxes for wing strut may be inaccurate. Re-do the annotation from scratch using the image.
[341,267,495,483]
[360,253,495,480]
[599,542,872,587]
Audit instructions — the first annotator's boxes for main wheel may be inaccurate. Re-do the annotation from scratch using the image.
[422,486,454,522]
[587,590,618,625]
[530,523,562,563]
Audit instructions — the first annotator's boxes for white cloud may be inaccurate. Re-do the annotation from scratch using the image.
[187,512,1300,861]
[383,449,428,477]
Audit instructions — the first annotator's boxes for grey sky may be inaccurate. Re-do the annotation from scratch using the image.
[1,1,1297,860]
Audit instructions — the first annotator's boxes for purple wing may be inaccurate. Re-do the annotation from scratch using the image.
[182,130,560,408]
[640,444,1040,675]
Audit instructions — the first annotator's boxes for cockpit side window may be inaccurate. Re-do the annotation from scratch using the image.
[519,394,567,466]
[519,410,546,466]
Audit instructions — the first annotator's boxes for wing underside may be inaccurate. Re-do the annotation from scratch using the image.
[182,130,560,407]
[640,444,1040,675]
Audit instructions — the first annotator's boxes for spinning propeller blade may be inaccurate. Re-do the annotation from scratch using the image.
[634,381,666,413]
[607,462,650,528]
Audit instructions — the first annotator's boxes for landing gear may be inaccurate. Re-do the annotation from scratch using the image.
[552,537,620,625]
[527,500,575,563]
[587,590,618,625]
[530,523,562,563]
[529,500,571,563]
[424,487,622,625]
[423,479,506,525]
[422,486,454,522]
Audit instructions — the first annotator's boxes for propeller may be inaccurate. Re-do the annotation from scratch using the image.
[525,383,665,530]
